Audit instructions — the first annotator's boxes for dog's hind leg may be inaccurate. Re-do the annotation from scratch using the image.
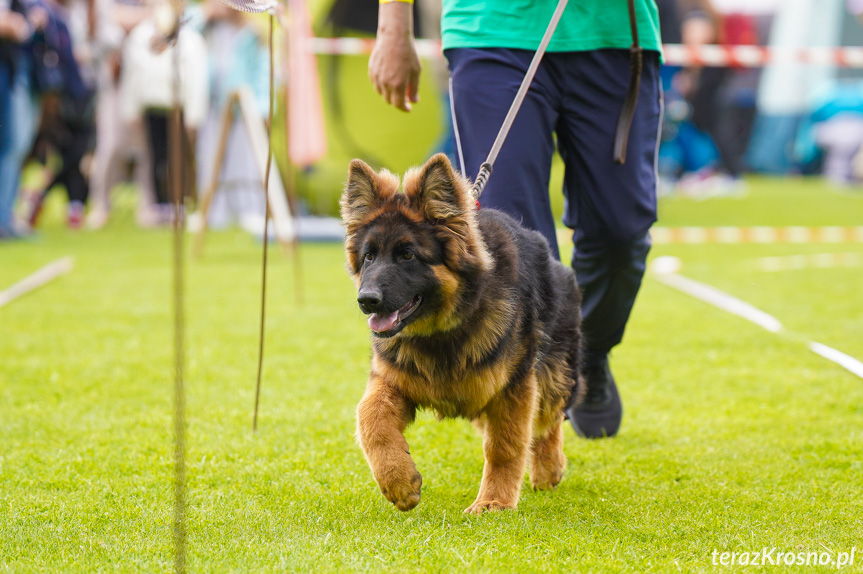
[529,417,566,491]
[465,374,537,514]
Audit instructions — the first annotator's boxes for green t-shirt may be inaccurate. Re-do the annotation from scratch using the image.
[441,0,662,55]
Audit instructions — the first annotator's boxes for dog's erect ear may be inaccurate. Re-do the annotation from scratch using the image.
[341,159,381,224]
[412,153,468,222]
[407,154,491,272]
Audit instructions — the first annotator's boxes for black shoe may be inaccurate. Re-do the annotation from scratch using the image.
[567,355,622,439]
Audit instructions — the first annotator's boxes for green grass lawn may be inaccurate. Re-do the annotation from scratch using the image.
[1,179,862,573]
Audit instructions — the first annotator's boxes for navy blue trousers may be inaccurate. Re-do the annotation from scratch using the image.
[446,48,662,360]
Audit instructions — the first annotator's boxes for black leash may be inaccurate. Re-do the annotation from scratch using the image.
[613,0,643,165]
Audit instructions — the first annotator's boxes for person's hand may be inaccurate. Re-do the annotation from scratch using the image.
[0,10,29,43]
[369,2,421,112]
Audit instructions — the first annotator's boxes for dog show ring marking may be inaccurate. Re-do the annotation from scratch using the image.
[555,227,863,251]
[755,252,863,272]
[649,226,863,245]
[650,255,863,382]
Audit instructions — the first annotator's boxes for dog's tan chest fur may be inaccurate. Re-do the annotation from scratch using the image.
[371,348,517,420]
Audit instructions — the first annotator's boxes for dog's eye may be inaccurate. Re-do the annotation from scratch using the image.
[364,252,374,262]
[402,252,414,261]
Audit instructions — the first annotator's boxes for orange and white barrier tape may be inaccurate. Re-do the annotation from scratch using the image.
[757,252,863,272]
[650,226,863,245]
[663,43,863,69]
[307,39,863,69]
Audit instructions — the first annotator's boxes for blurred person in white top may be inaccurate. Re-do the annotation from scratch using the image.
[85,0,156,228]
[120,0,207,222]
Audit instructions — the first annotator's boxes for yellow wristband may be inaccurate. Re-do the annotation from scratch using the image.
[379,0,414,3]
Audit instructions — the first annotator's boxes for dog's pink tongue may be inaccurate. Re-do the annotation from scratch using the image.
[369,311,399,333]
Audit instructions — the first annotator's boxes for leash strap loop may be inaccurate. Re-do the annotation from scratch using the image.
[613,0,643,165]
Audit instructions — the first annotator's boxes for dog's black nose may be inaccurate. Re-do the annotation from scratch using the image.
[358,288,383,313]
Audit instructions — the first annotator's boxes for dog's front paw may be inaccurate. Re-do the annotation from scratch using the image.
[464,499,516,515]
[379,468,422,511]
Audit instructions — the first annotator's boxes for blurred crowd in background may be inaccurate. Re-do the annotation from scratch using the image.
[0,0,270,240]
[658,0,863,197]
[2,0,863,242]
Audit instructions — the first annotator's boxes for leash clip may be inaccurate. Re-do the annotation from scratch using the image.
[470,161,493,204]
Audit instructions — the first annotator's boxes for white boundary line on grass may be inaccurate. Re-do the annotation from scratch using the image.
[809,343,863,379]
[654,272,784,333]
[651,256,863,381]
[0,257,74,309]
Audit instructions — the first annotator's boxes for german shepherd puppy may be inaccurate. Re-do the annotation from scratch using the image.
[341,154,583,514]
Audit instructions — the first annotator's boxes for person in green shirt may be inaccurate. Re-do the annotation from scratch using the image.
[369,0,664,440]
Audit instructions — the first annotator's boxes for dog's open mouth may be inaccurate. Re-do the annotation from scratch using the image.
[368,295,422,336]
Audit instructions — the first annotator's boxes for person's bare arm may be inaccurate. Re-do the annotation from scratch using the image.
[369,2,421,112]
